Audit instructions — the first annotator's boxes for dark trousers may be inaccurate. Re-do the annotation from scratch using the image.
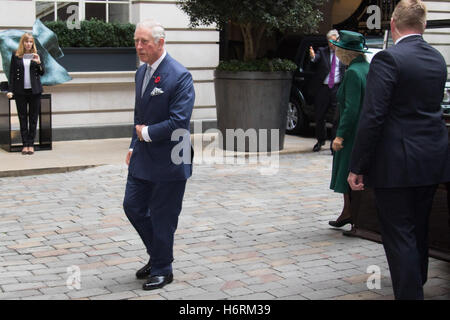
[123,174,187,276]
[374,185,438,300]
[314,83,339,143]
[15,90,40,147]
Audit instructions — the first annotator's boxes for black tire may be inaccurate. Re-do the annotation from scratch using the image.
[286,97,307,134]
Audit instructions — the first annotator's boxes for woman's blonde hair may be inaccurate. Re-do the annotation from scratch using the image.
[16,33,37,57]
[335,47,365,66]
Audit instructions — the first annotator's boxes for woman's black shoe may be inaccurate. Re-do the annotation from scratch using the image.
[328,217,352,228]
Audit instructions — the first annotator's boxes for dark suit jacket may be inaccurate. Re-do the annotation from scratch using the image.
[8,52,45,95]
[128,53,195,182]
[350,35,449,188]
[311,46,346,92]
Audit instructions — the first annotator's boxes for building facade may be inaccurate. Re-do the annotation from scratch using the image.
[0,0,218,140]
[0,0,448,141]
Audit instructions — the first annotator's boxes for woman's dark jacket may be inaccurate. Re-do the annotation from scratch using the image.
[8,52,45,95]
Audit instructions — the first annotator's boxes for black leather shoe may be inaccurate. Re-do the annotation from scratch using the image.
[142,273,173,291]
[313,141,325,152]
[328,217,352,228]
[135,261,152,279]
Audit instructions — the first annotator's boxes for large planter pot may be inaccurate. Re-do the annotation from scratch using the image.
[214,70,292,152]
[58,47,137,72]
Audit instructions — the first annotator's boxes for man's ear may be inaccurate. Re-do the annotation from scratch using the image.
[158,38,165,49]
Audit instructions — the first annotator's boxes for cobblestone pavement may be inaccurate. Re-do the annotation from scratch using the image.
[0,151,449,300]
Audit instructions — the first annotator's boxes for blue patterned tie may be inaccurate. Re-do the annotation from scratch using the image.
[141,65,151,97]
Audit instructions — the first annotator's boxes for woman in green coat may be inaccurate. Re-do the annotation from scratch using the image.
[328,31,370,228]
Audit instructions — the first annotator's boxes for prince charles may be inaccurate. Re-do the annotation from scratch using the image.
[123,19,195,290]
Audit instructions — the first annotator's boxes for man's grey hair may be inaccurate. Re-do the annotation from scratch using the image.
[136,19,166,43]
[327,29,339,39]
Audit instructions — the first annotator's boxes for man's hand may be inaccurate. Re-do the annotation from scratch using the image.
[332,137,344,151]
[348,172,364,191]
[125,150,132,166]
[135,124,145,141]
[6,92,13,99]
[309,46,315,60]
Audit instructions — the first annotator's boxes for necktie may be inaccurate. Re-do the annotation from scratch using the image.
[141,65,151,97]
[328,52,336,89]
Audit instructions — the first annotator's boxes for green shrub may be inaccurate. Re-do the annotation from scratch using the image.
[45,19,135,47]
[217,58,297,72]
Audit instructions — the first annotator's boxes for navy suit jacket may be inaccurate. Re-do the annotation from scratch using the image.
[311,46,346,92]
[350,35,449,188]
[128,53,195,182]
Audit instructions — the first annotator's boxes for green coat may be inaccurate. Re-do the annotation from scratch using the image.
[330,55,369,194]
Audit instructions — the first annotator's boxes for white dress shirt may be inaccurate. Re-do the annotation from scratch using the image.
[395,33,421,45]
[23,58,32,89]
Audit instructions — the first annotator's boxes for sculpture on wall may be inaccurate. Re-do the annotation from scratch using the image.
[0,19,72,86]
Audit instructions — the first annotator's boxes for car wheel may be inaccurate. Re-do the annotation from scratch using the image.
[286,98,307,134]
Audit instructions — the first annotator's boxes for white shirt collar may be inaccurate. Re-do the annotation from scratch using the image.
[395,33,421,45]
[148,50,167,72]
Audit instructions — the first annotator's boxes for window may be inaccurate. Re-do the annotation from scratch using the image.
[36,0,130,23]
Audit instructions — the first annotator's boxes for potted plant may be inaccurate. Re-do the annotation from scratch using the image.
[44,19,136,72]
[178,0,324,151]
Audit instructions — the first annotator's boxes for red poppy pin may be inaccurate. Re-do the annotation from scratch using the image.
[154,76,161,84]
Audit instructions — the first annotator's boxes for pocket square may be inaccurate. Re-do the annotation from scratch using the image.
[151,87,164,96]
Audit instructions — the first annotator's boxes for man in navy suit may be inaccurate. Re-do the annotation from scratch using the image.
[123,19,195,290]
[309,29,346,152]
[348,0,449,299]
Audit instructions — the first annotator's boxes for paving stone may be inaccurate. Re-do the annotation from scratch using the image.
[2,282,46,292]
[301,288,349,300]
[90,291,138,300]
[0,153,448,300]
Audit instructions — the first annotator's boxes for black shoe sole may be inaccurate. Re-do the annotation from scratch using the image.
[142,277,173,291]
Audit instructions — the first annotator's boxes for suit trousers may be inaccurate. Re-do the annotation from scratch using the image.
[314,84,339,143]
[15,90,41,147]
[374,185,438,300]
[123,174,187,276]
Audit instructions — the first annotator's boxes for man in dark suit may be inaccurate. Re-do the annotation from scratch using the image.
[348,0,449,300]
[309,29,346,152]
[123,19,195,290]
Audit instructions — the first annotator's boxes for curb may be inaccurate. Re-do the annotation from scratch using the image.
[0,165,100,178]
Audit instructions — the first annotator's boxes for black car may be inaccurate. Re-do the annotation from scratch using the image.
[277,34,330,134]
